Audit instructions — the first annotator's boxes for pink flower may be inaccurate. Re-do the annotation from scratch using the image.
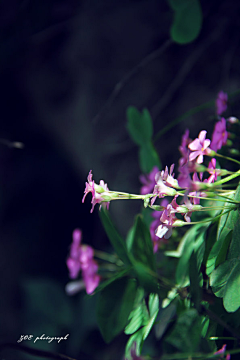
[82,170,110,213]
[150,199,169,253]
[216,91,228,116]
[188,173,205,205]
[188,130,211,164]
[66,229,100,294]
[205,158,220,183]
[214,344,230,360]
[151,165,178,205]
[211,118,228,152]
[139,166,159,195]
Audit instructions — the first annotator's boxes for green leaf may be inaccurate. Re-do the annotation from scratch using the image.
[93,268,131,294]
[96,277,137,343]
[210,257,240,312]
[189,252,202,311]
[155,302,176,339]
[165,308,202,352]
[168,0,202,44]
[162,287,178,308]
[176,224,208,286]
[143,310,159,340]
[125,288,149,335]
[126,107,153,146]
[133,262,159,294]
[125,328,144,360]
[139,141,161,173]
[148,293,159,317]
[99,208,131,265]
[129,215,156,272]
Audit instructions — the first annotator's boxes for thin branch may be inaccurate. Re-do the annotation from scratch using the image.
[92,39,173,124]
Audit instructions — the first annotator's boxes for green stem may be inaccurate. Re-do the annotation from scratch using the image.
[215,152,240,166]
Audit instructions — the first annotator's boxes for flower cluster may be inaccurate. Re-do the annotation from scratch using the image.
[66,229,100,294]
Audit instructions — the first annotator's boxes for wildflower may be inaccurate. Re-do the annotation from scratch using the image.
[214,344,230,360]
[227,116,238,124]
[205,158,221,183]
[150,199,169,252]
[216,91,228,116]
[188,130,211,164]
[211,118,228,152]
[82,170,110,213]
[66,229,100,294]
[139,166,159,195]
[188,173,205,205]
[151,165,178,205]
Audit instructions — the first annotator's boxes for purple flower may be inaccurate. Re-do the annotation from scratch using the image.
[188,130,211,164]
[139,166,159,195]
[66,229,100,294]
[150,199,169,253]
[205,158,221,183]
[211,118,228,152]
[216,91,228,116]
[82,170,110,213]
[214,344,230,360]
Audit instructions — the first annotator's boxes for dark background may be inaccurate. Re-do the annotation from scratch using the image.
[1,0,240,359]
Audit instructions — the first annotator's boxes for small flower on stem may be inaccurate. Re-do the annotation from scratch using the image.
[66,229,100,295]
[211,118,228,152]
[188,130,211,164]
[214,344,230,360]
[139,166,159,195]
[205,158,221,183]
[82,170,110,213]
[150,199,169,253]
[216,91,228,116]
[151,165,178,205]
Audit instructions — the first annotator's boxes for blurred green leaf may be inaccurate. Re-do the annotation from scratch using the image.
[128,215,156,272]
[99,208,131,265]
[165,308,202,352]
[139,141,161,173]
[96,277,137,343]
[126,107,153,146]
[168,0,202,44]
[210,258,240,312]
[189,252,202,311]
[93,268,131,294]
[125,289,149,335]
[176,223,208,286]
[133,262,159,294]
[155,302,176,339]
[148,293,159,317]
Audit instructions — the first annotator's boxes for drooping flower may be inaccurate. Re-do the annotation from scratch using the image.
[66,229,100,294]
[216,91,228,116]
[139,166,159,195]
[150,199,169,252]
[205,158,221,183]
[188,130,211,164]
[214,344,230,360]
[82,170,110,213]
[211,118,228,152]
